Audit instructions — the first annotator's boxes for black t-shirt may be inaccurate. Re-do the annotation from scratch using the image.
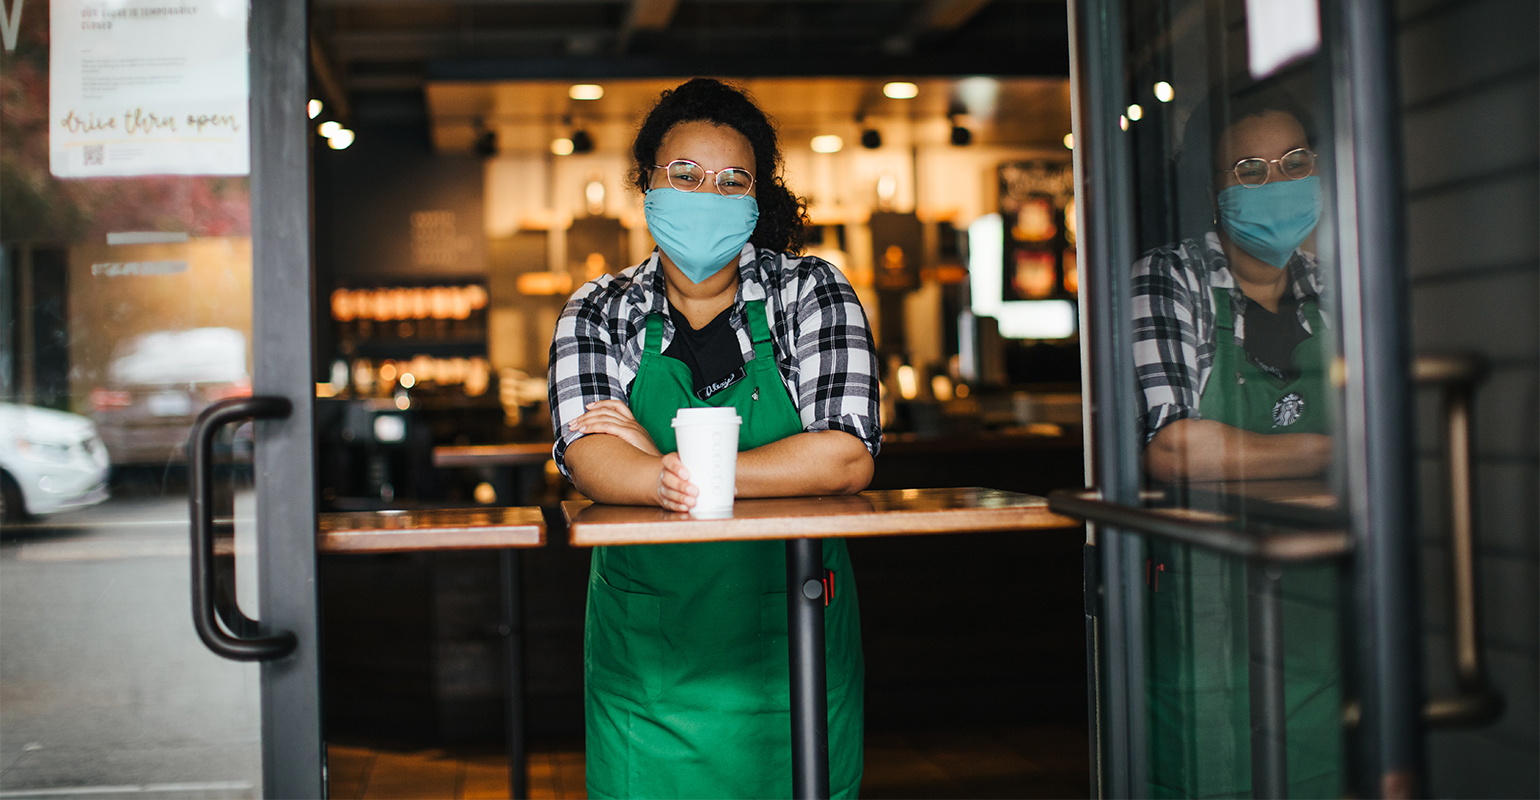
[1240,293,1311,381]
[663,305,748,401]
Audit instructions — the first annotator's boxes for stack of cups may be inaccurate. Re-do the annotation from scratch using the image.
[671,406,743,518]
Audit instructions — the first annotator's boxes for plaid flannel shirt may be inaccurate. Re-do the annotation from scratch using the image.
[547,244,881,478]
[1132,232,1327,444]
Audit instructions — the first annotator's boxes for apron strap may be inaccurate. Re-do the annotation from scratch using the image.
[745,300,775,362]
[643,312,666,356]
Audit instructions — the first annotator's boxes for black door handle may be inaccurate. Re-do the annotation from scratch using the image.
[189,396,298,661]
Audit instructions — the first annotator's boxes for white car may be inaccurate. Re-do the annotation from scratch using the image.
[0,403,112,522]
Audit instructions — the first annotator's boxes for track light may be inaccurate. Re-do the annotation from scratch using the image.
[570,129,594,154]
[861,128,882,149]
[950,123,972,146]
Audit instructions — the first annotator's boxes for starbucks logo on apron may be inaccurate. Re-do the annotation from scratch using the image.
[1272,392,1305,427]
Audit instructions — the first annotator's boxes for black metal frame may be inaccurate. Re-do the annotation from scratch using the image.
[1323,0,1426,793]
[1067,0,1422,795]
[251,1,327,796]
[1066,0,1147,793]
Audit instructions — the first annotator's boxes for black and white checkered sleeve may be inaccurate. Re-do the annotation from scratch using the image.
[1131,245,1208,444]
[548,282,630,479]
[788,258,883,457]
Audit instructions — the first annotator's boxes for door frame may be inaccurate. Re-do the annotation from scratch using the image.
[251,1,326,796]
[1066,0,1424,795]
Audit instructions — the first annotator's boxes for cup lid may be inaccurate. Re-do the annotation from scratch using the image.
[671,406,742,426]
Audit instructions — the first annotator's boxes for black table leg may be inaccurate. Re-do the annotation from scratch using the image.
[502,549,527,799]
[1248,561,1287,799]
[786,537,830,800]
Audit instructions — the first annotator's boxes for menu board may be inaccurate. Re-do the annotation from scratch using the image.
[49,0,249,178]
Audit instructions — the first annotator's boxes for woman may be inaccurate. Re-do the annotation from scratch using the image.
[548,79,880,799]
[1131,87,1343,798]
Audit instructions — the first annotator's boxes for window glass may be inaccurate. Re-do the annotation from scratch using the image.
[1118,0,1347,795]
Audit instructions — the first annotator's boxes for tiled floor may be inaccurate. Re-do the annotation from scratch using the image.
[327,724,1089,799]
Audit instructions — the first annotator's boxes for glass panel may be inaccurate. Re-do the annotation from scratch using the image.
[1,2,261,795]
[1113,0,1350,795]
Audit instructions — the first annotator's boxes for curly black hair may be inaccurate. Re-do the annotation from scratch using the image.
[630,78,808,255]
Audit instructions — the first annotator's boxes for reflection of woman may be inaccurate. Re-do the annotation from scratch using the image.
[1131,89,1342,798]
[1135,93,1331,481]
[548,79,879,799]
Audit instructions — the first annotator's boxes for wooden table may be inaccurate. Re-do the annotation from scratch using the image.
[317,507,546,799]
[563,487,1079,799]
[318,507,546,553]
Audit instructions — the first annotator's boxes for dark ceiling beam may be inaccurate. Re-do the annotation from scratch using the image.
[348,73,428,91]
[886,0,994,53]
[616,0,681,53]
[426,46,1070,81]
[309,32,353,120]
[331,28,618,61]
[913,0,995,29]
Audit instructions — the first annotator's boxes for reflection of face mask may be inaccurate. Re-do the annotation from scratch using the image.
[644,189,760,284]
[1216,175,1321,269]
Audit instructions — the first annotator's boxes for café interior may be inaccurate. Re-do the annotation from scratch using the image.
[312,74,1091,798]
[294,19,1092,800]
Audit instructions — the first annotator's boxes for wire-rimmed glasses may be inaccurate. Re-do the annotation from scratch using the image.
[1222,148,1317,188]
[650,159,756,198]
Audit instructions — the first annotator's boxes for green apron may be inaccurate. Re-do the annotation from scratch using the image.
[1146,289,1344,798]
[585,299,865,799]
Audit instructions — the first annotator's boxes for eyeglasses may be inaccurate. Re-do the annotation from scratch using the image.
[1221,148,1317,187]
[650,160,756,198]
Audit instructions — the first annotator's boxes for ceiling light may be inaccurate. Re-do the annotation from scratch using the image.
[883,81,919,99]
[860,129,882,149]
[811,134,843,153]
[327,128,355,150]
[569,84,604,100]
[551,138,574,156]
[1119,115,1129,131]
[1063,133,1074,149]
[318,120,341,138]
[307,99,322,119]
[1154,81,1175,102]
[1127,103,1144,121]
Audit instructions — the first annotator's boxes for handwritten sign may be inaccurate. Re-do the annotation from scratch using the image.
[50,0,249,177]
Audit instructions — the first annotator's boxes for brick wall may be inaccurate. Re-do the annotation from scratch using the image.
[1398,0,1539,794]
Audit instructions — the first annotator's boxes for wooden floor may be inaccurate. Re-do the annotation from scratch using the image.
[327,724,1089,799]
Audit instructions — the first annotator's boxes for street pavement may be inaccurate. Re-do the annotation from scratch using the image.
[0,493,262,799]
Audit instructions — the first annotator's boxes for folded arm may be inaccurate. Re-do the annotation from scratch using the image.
[1144,418,1332,482]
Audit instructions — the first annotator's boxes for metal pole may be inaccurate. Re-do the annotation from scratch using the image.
[1247,562,1288,799]
[501,550,527,799]
[786,537,829,800]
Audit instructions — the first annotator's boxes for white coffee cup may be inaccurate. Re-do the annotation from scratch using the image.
[671,406,743,517]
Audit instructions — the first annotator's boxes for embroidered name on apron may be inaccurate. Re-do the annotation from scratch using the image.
[695,366,746,401]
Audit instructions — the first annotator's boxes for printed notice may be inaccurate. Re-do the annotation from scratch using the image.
[50,0,249,177]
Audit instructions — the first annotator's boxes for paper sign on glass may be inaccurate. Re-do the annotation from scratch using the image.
[49,0,249,178]
[1245,0,1321,80]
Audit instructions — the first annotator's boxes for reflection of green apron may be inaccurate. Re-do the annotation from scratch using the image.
[585,300,865,799]
[1146,289,1343,799]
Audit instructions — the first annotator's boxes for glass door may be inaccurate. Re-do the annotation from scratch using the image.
[0,1,321,796]
[1058,0,1430,796]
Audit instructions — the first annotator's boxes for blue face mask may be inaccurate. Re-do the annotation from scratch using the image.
[644,189,760,284]
[1216,175,1322,269]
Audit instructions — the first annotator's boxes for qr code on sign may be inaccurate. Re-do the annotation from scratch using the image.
[84,145,104,166]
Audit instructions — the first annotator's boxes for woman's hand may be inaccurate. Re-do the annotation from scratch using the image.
[568,400,661,456]
[655,452,699,512]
